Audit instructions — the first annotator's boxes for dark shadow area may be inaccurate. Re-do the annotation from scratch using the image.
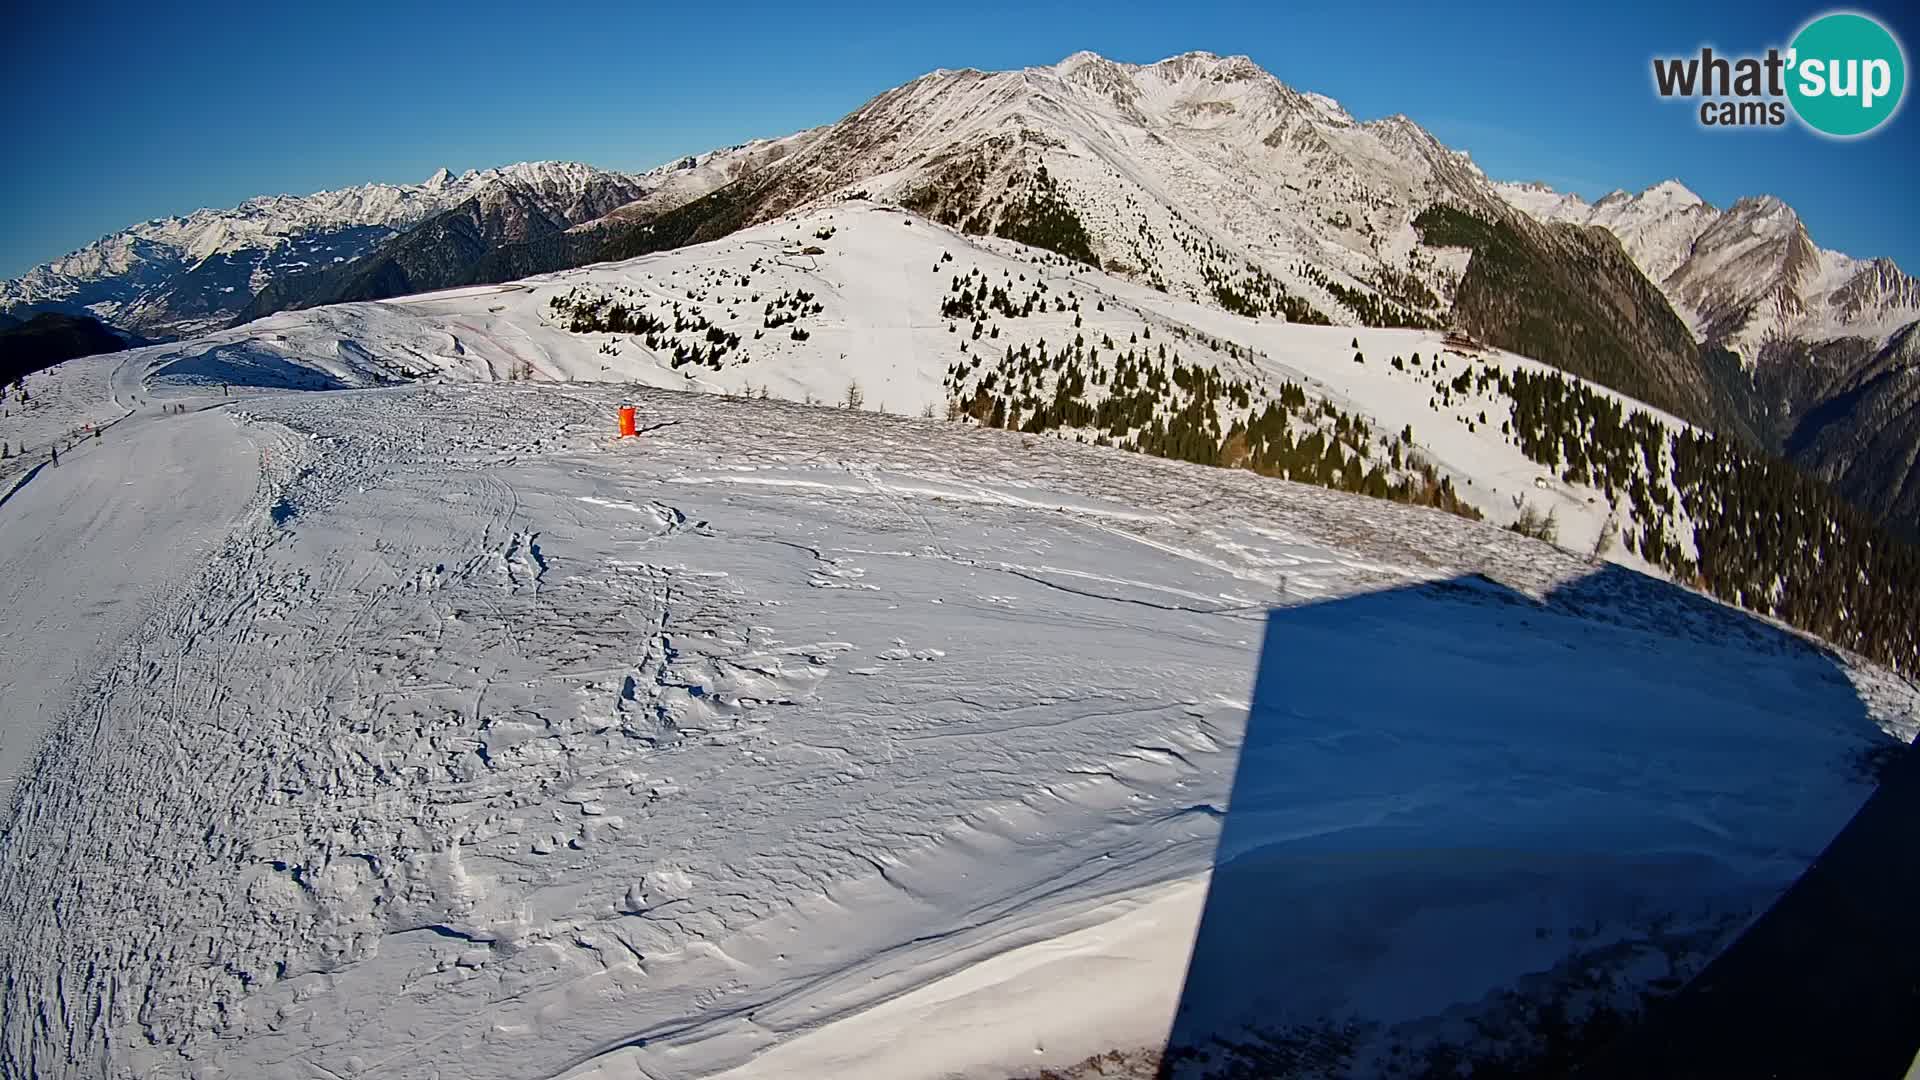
[1156,565,1907,1079]
[1575,738,1920,1079]
[150,344,349,392]
[0,312,144,382]
[0,459,50,513]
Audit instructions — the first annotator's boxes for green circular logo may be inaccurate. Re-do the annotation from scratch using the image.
[1787,12,1906,136]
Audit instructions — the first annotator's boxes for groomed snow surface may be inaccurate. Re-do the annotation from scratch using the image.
[1,214,1916,1079]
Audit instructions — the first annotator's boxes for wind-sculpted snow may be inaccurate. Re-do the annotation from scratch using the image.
[0,376,1913,1079]
[0,382,1382,1078]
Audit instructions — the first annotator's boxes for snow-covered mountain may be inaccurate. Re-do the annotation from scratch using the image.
[585,129,825,229]
[77,204,1626,557]
[615,47,1908,531]
[1494,178,1920,357]
[577,47,1909,519]
[1494,177,1920,532]
[0,162,650,339]
[231,138,835,327]
[323,52,1699,485]
[640,50,1514,324]
[225,51,1543,341]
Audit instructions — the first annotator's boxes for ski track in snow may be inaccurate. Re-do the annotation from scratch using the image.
[0,375,1915,1075]
[0,377,262,801]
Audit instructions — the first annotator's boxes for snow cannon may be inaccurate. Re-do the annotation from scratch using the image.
[618,405,636,438]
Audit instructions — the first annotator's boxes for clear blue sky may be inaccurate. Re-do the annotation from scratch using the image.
[4,0,1915,278]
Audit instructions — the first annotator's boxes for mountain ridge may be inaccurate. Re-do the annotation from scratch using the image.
[1,161,654,339]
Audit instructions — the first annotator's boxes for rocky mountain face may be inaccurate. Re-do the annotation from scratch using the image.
[235,164,648,320]
[586,130,823,229]
[1496,179,1920,534]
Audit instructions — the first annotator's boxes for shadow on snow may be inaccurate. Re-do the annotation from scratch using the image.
[150,343,351,393]
[1154,564,1913,1079]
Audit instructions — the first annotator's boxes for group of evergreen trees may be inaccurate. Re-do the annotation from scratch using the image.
[762,288,822,329]
[898,152,1102,267]
[1367,263,1443,314]
[899,139,1002,233]
[1411,204,1723,436]
[1495,366,1919,674]
[1205,260,1331,325]
[547,287,753,372]
[1295,263,1440,329]
[941,267,1056,323]
[1341,331,1920,674]
[942,317,1479,522]
[991,165,1100,268]
[1220,397,1476,517]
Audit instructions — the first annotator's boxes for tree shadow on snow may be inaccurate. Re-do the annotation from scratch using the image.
[1155,564,1916,1080]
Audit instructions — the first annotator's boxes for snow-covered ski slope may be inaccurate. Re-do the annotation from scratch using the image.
[1,335,1916,1079]
[4,207,1919,1077]
[72,203,1693,571]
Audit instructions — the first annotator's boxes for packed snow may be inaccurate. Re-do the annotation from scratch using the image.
[0,388,257,800]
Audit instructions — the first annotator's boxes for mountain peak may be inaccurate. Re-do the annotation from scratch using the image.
[1055,49,1111,69]
[1142,50,1265,82]
[1724,194,1799,227]
[1049,50,1134,93]
[1640,178,1704,207]
[2,159,640,339]
[1048,49,1265,80]
[1734,193,1789,212]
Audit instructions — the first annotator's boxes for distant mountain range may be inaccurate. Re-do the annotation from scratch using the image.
[0,162,650,340]
[5,51,1915,533]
